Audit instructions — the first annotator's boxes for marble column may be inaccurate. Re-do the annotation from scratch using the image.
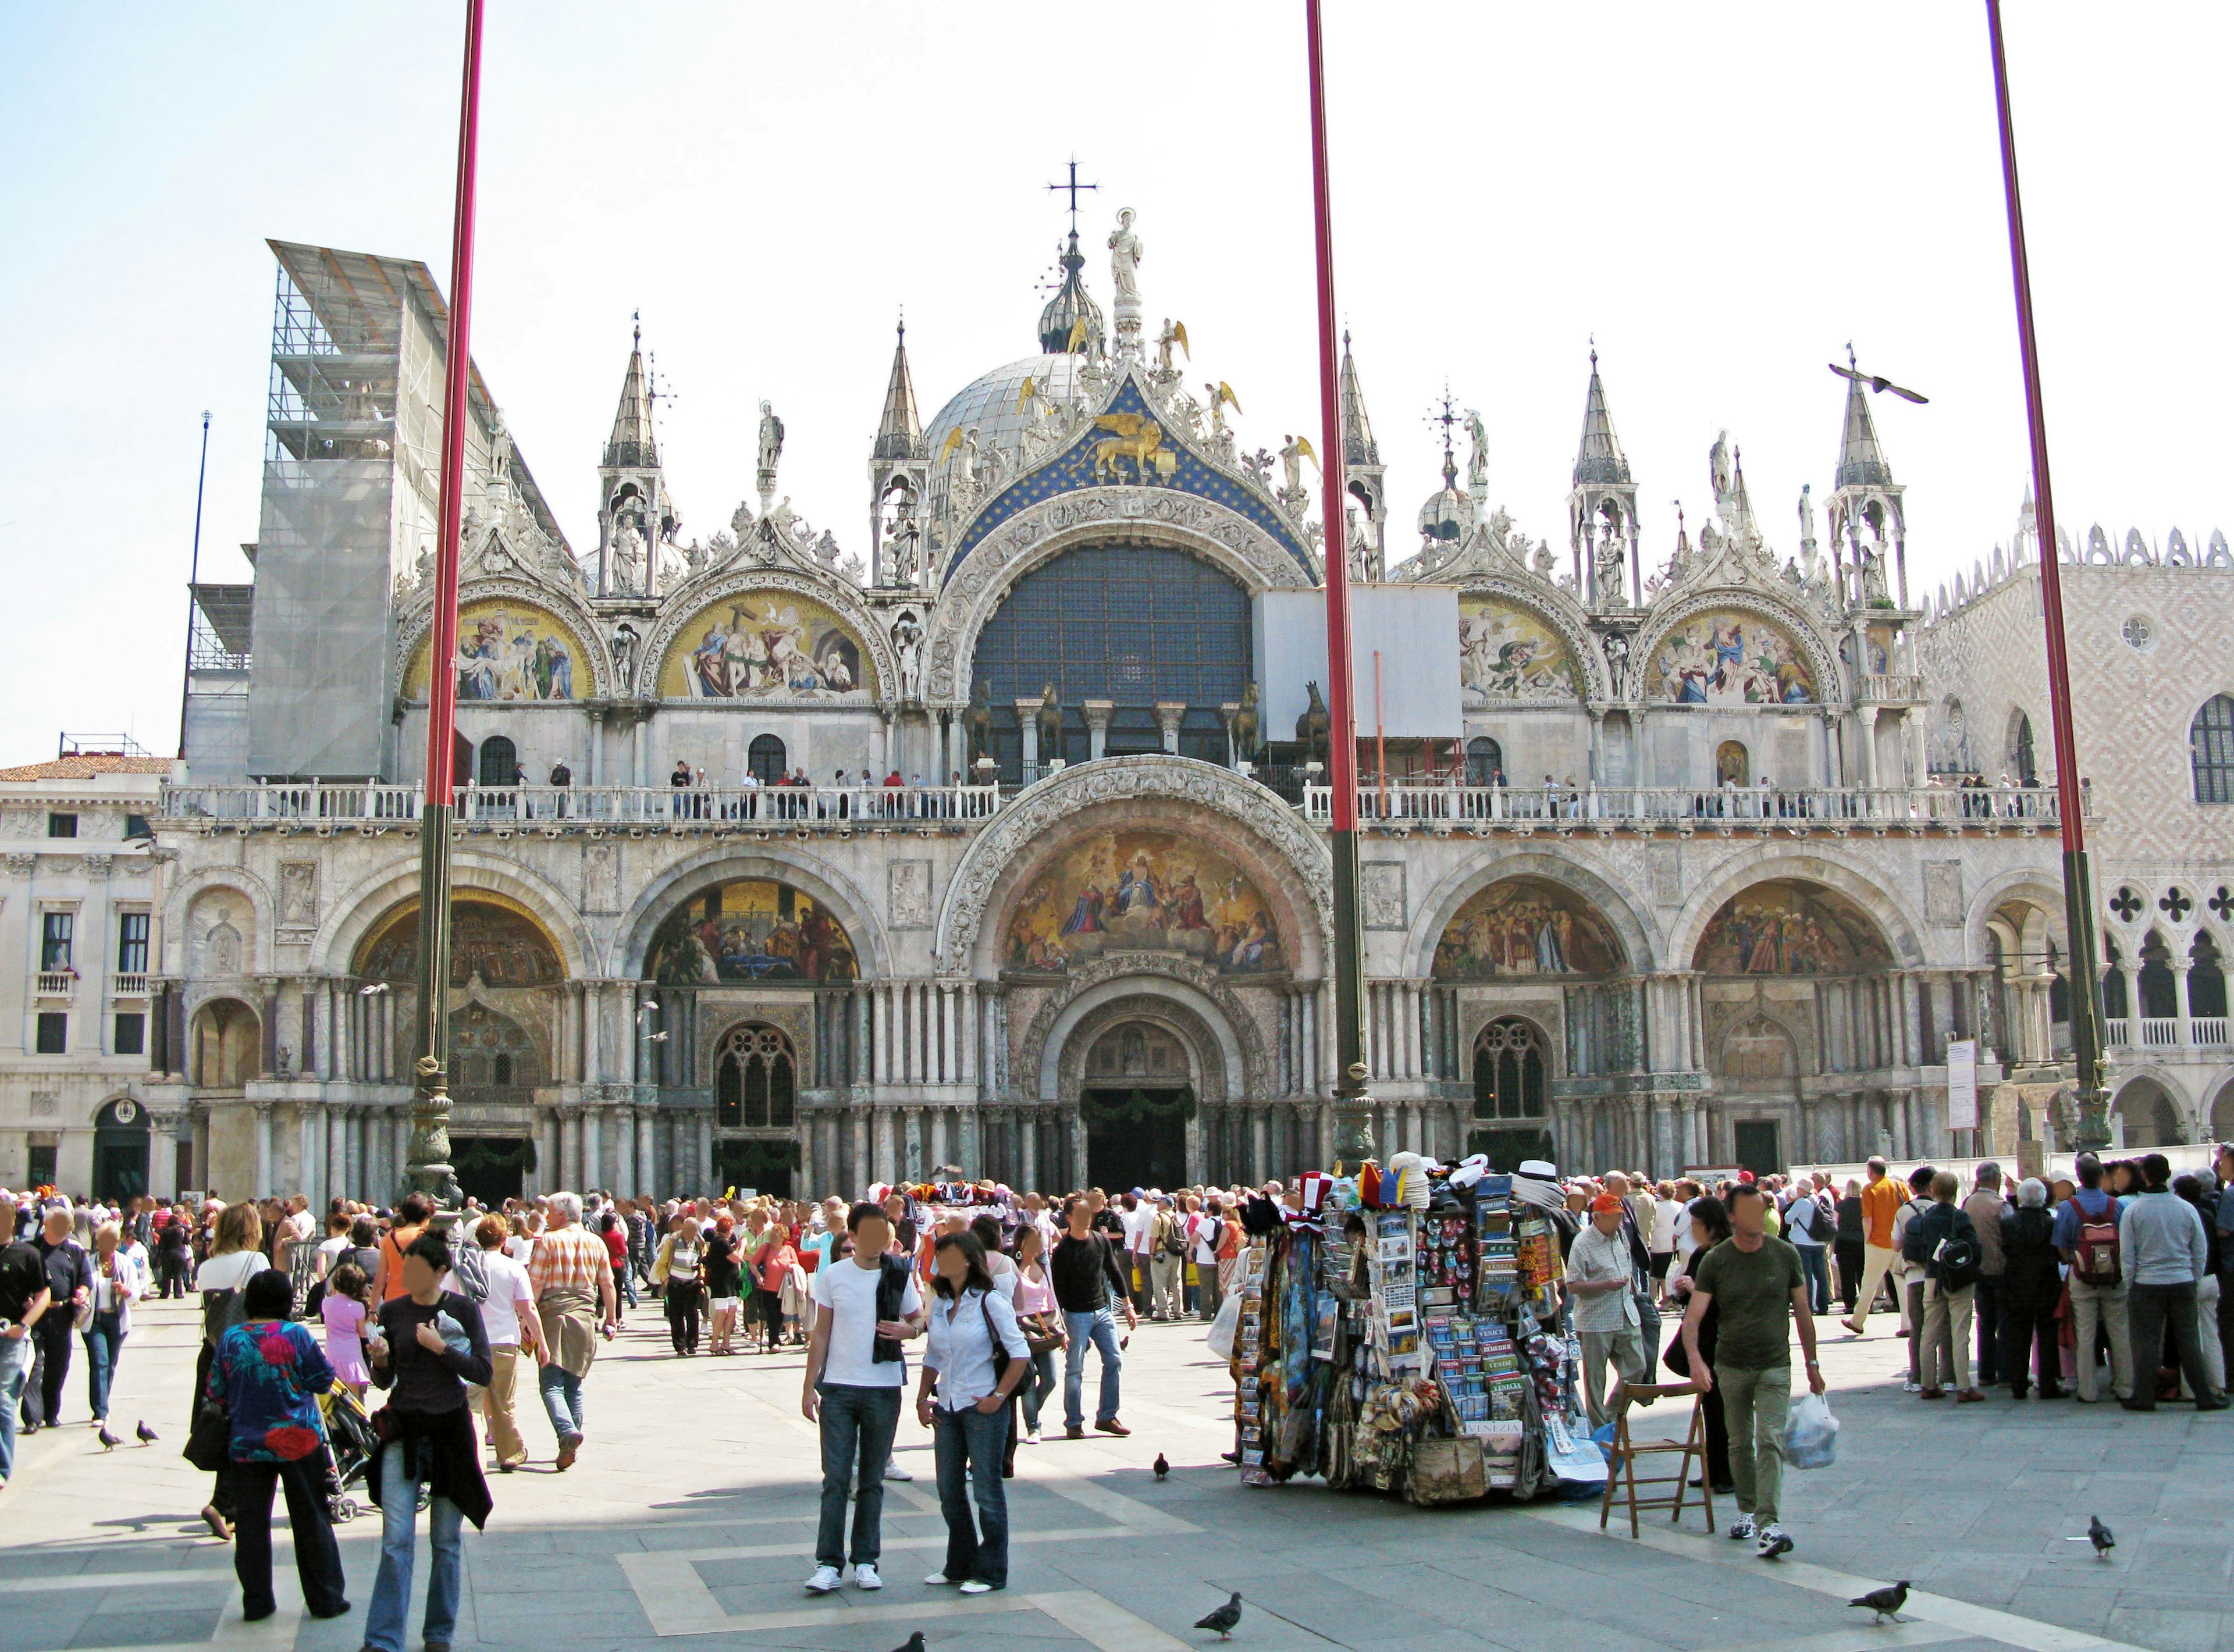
[941,984,958,1087]
[1082,700,1113,760]
[616,1106,636,1195]
[960,983,979,1090]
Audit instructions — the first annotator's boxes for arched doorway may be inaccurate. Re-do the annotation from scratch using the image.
[1716,740,1750,788]
[477,734,518,788]
[1469,1017,1552,1170]
[191,998,261,1088]
[1719,1016,1800,1176]
[92,1098,150,1201]
[1080,1020,1193,1191]
[748,734,788,785]
[2114,1078,2185,1148]
[1465,736,1503,785]
[714,1024,796,1128]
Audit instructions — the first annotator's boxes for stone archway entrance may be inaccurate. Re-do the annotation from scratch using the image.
[1079,1021,1194,1192]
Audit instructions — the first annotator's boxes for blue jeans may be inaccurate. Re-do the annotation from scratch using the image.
[364,1440,463,1652]
[0,1332,29,1480]
[82,1312,125,1420]
[1019,1348,1059,1433]
[1062,1307,1122,1430]
[538,1362,585,1441]
[1794,1246,1831,1316]
[933,1404,1010,1587]
[814,1383,901,1570]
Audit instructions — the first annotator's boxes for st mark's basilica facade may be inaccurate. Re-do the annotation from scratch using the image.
[105,206,2195,1208]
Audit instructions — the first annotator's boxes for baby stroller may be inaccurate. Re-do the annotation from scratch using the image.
[318,1386,382,1523]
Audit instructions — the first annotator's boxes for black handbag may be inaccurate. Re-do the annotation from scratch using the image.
[183,1398,230,1473]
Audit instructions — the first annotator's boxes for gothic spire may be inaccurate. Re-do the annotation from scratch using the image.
[1834,346,1894,487]
[1729,445,1756,533]
[603,315,656,469]
[873,318,922,461]
[1572,345,1630,486]
[1339,330,1379,465]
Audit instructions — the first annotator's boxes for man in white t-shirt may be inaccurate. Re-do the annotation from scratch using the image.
[1119,1192,1155,1312]
[802,1203,924,1596]
[460,1213,542,1472]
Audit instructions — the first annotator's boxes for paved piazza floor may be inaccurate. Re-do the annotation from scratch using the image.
[2,1297,2228,1652]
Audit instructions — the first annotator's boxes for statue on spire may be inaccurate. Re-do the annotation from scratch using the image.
[756,401,785,510]
[1108,208,1143,302]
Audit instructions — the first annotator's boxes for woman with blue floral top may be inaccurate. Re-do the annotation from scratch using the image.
[204,1268,349,1622]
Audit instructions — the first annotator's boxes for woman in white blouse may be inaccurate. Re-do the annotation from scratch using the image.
[84,1222,146,1426]
[913,1231,1030,1594]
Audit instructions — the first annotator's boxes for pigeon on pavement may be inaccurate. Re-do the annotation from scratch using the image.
[97,1425,121,1452]
[886,1633,926,1652]
[2087,1515,2114,1558]
[1847,1582,1910,1624]
[1195,1592,1243,1640]
[1154,1452,1169,1480]
[135,1420,158,1445]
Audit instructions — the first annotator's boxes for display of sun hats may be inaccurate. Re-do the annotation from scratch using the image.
[1449,1153,1491,1190]
[1388,1151,1432,1210]
[1510,1162,1566,1215]
[1296,1170,1333,1216]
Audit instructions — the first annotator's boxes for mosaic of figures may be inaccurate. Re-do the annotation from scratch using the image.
[1694,880,1888,975]
[356,898,564,987]
[1004,830,1283,976]
[1431,877,1622,980]
[1458,598,1582,704]
[658,593,874,700]
[405,601,586,703]
[648,878,859,985]
[1648,610,1815,706]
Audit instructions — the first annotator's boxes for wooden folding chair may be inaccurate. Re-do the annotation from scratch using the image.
[1596,1379,1713,1538]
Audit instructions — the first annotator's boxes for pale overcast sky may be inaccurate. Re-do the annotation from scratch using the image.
[2,3,2226,759]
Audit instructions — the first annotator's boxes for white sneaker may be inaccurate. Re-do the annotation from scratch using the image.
[1024,1427,1042,1446]
[925,1571,959,1586]
[1727,1515,1756,1542]
[853,1563,883,1590]
[882,1458,913,1482]
[1756,1525,1794,1560]
[959,1580,995,1594]
[805,1565,842,1594]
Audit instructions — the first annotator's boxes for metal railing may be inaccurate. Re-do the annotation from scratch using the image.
[1303,782,2068,828]
[159,781,1005,828]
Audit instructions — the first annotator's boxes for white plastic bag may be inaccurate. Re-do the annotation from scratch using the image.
[1781,1390,1839,1469]
[1207,1291,1241,1361]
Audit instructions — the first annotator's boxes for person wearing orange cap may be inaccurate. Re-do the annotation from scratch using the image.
[1566,1194,1646,1429]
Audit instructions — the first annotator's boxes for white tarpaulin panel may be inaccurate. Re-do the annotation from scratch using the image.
[1253,585,1462,742]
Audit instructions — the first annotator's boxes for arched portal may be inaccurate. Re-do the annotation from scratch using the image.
[2114,1077,2186,1148]
[1079,1019,1195,1193]
[1468,1017,1552,1170]
[355,896,564,987]
[714,1023,797,1130]
[191,998,261,1088]
[93,1097,151,1201]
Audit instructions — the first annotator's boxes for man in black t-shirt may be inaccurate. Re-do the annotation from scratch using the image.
[0,1200,54,1486]
[26,1207,91,1430]
[1053,1194,1137,1439]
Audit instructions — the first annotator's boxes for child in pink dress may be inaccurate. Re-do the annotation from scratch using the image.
[320,1261,372,1393]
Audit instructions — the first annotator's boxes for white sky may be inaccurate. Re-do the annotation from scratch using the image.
[2,3,2227,761]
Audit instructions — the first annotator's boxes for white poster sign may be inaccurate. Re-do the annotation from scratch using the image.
[1947,1038,1978,1131]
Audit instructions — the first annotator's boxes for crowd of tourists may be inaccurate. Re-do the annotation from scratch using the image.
[2,1148,2227,1632]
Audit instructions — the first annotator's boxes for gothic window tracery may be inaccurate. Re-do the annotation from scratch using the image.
[716,1024,795,1129]
[1471,1018,1546,1121]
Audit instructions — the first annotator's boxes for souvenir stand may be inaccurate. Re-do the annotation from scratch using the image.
[1230,1156,1606,1504]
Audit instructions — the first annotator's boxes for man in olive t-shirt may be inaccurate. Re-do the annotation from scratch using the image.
[1681,1183,1822,1561]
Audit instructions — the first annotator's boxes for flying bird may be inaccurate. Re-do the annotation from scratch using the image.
[98,1425,122,1451]
[1194,1593,1244,1640]
[887,1633,927,1652]
[1829,359,1929,404]
[135,1420,158,1445]
[1153,1452,1169,1480]
[1847,1582,1910,1624]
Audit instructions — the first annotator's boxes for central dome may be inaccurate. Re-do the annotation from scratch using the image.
[922,353,1083,522]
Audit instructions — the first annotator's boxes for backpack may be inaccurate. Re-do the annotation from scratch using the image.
[2073,1204,2121,1287]
[1159,1214,1187,1259]
[201,1286,246,1348]
[1932,1230,1983,1290]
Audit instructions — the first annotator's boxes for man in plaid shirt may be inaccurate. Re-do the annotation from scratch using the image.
[529,1191,618,1470]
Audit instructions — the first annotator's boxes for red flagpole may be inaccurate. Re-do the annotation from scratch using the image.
[408,0,487,1207]
[1984,0,2106,1147]
[1305,0,1372,1147]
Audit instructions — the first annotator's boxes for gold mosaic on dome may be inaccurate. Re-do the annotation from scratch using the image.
[648,878,858,985]
[1646,610,1815,705]
[354,896,564,986]
[404,600,590,702]
[1432,877,1621,980]
[1457,597,1582,703]
[1694,880,1890,975]
[657,592,876,700]
[1004,829,1282,977]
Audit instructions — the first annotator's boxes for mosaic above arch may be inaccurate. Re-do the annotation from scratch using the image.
[1646,609,1815,705]
[1004,828,1283,977]
[1458,596,1584,704]
[354,895,564,987]
[404,599,591,703]
[1432,877,1623,980]
[1694,878,1890,975]
[648,877,859,985]
[657,591,876,700]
